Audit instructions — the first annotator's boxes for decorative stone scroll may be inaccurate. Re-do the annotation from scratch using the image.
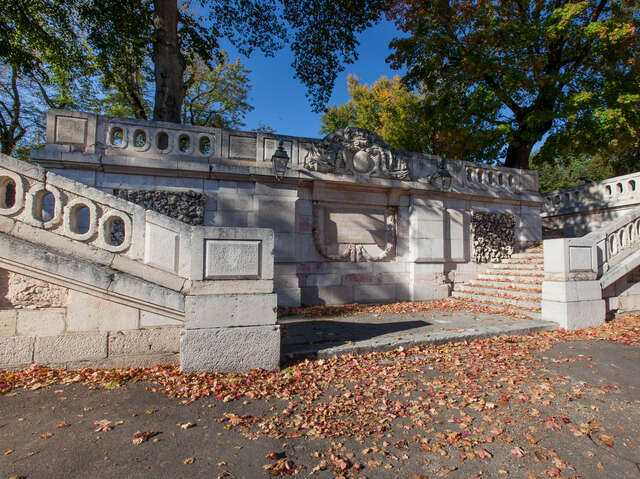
[312,203,397,262]
[303,127,409,180]
[471,212,515,263]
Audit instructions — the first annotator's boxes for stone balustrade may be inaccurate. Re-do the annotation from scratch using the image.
[463,165,520,191]
[583,209,640,275]
[543,172,640,214]
[0,152,278,372]
[35,110,538,199]
[541,171,640,238]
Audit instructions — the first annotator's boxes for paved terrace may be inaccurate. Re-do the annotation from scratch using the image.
[279,300,555,360]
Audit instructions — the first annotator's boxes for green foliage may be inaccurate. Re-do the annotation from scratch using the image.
[182,54,253,129]
[0,0,85,80]
[387,0,640,168]
[534,149,640,193]
[320,75,505,162]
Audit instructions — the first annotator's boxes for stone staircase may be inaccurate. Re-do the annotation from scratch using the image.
[451,245,543,319]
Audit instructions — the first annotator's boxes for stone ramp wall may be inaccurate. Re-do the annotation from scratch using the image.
[542,208,640,329]
[0,152,278,372]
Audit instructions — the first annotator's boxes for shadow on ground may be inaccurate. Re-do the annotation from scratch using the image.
[281,319,430,349]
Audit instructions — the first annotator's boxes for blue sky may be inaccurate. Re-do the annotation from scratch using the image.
[221,20,403,138]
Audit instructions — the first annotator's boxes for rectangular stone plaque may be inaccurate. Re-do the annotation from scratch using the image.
[569,246,593,272]
[327,210,386,245]
[144,222,179,273]
[263,139,293,162]
[205,239,261,279]
[55,116,87,145]
[229,135,256,159]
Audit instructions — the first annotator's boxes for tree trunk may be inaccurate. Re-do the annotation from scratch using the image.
[153,0,185,123]
[504,143,533,170]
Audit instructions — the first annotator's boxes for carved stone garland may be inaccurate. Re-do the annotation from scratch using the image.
[311,202,397,262]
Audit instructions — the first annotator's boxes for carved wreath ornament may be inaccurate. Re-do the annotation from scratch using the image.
[303,127,409,180]
[312,203,397,262]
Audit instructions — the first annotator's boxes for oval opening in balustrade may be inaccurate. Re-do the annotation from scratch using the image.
[134,130,147,148]
[466,169,473,182]
[104,216,125,246]
[156,131,169,151]
[178,134,191,153]
[508,175,515,187]
[630,180,636,192]
[33,191,55,222]
[606,185,612,196]
[0,177,16,209]
[609,235,616,254]
[70,204,91,235]
[498,174,503,185]
[477,170,483,183]
[487,172,493,184]
[619,229,625,248]
[564,193,570,201]
[617,183,623,194]
[110,127,124,147]
[573,191,580,200]
[554,195,560,204]
[627,224,634,243]
[200,136,212,155]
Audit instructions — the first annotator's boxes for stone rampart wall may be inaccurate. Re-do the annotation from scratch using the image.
[33,110,544,308]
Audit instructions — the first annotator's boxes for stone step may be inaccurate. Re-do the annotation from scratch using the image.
[490,263,543,271]
[481,269,544,278]
[477,273,543,284]
[460,283,542,296]
[468,278,542,289]
[501,257,544,264]
[451,290,541,310]
[450,297,542,320]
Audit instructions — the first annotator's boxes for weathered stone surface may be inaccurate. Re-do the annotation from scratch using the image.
[16,308,66,336]
[0,309,16,336]
[0,269,68,309]
[185,293,277,329]
[35,333,107,363]
[541,299,605,330]
[0,336,33,366]
[66,290,139,332]
[204,239,261,278]
[108,327,180,356]
[144,221,180,273]
[140,311,183,327]
[180,325,280,372]
[301,285,355,306]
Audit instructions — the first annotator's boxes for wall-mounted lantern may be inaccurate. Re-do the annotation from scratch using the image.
[271,140,290,181]
[430,157,452,191]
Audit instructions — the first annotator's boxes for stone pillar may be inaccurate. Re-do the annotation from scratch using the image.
[541,238,605,330]
[179,226,280,372]
[180,293,279,372]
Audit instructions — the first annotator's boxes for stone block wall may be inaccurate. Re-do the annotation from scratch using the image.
[0,269,180,369]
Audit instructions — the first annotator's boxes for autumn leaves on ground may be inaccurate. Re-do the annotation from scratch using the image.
[1,310,640,479]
